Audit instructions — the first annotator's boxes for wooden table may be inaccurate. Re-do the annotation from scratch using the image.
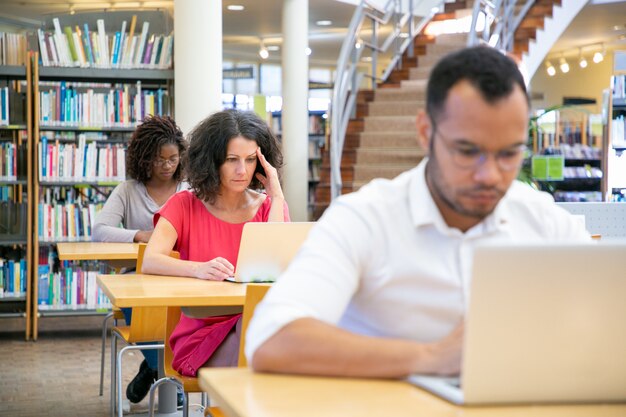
[198,368,626,417]
[97,273,246,312]
[57,242,140,271]
[97,273,247,415]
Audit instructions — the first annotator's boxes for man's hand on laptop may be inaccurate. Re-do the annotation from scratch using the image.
[418,323,464,376]
[192,257,235,281]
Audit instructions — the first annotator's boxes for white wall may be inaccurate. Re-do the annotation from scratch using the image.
[529,54,614,114]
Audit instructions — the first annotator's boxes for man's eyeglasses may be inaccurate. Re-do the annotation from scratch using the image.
[153,156,180,168]
[433,128,526,172]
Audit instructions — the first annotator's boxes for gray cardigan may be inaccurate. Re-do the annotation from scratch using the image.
[92,179,188,242]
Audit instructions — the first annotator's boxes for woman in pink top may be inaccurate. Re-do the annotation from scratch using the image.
[142,109,289,377]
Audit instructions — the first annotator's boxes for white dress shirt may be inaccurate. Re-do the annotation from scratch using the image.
[245,160,591,360]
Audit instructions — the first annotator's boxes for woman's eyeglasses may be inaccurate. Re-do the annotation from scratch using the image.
[153,156,180,168]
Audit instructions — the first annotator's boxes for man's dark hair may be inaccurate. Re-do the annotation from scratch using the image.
[426,46,528,123]
[184,109,283,203]
[126,115,186,184]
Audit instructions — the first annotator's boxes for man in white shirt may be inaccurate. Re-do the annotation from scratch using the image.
[246,46,590,378]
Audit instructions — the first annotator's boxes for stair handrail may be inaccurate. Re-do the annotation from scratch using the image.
[467,0,535,51]
[330,0,444,201]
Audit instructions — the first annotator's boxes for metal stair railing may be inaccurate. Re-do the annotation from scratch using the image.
[330,0,445,201]
[467,0,534,51]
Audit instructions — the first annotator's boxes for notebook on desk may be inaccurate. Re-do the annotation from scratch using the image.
[226,222,314,283]
[408,242,626,405]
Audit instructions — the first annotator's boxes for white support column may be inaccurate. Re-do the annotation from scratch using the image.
[282,0,309,221]
[175,0,223,135]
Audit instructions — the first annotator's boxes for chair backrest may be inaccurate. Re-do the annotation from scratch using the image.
[238,283,271,367]
[128,243,180,343]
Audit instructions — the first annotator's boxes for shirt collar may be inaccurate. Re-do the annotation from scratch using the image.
[409,158,509,236]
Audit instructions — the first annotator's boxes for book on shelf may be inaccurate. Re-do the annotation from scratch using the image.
[37,245,112,309]
[37,187,104,243]
[37,16,173,69]
[0,247,27,298]
[38,80,171,127]
[0,32,28,66]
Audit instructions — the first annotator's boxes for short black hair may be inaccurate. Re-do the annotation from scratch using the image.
[184,109,283,203]
[426,46,528,123]
[126,115,186,184]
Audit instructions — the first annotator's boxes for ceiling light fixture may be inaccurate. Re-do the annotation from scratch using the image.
[305,47,312,56]
[259,40,269,59]
[316,20,332,26]
[578,49,587,68]
[593,46,605,63]
[227,5,245,11]
[267,45,280,52]
[559,56,570,73]
[69,4,75,14]
[545,61,556,77]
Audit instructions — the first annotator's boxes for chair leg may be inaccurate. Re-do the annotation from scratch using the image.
[183,392,189,417]
[100,312,114,396]
[148,377,182,417]
[110,332,118,417]
[117,343,165,417]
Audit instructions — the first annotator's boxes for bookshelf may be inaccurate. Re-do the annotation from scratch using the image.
[529,108,605,202]
[271,111,327,220]
[608,74,626,201]
[0,36,32,340]
[30,50,174,339]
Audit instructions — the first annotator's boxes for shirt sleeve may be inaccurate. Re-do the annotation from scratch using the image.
[245,196,374,361]
[92,183,138,242]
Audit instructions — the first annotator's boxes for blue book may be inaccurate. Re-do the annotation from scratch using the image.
[59,81,66,124]
[111,32,121,66]
[83,24,95,66]
[41,135,48,178]
[7,260,14,293]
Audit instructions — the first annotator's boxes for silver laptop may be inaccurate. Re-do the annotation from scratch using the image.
[226,222,314,283]
[408,242,626,405]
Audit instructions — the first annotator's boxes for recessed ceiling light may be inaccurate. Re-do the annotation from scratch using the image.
[227,5,245,11]
[316,20,332,26]
[613,24,626,31]
[267,45,280,51]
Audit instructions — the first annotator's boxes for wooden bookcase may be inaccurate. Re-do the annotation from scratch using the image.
[0,60,33,340]
[30,52,174,340]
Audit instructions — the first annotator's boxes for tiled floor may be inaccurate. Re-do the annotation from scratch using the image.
[0,317,205,417]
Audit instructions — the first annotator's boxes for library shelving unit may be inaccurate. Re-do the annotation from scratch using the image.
[30,52,174,340]
[0,57,33,340]
[530,108,605,203]
[608,73,626,201]
[271,111,327,220]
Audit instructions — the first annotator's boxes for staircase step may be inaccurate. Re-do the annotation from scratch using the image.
[355,148,426,164]
[374,87,426,102]
[409,66,433,80]
[359,132,419,148]
[367,101,424,116]
[401,79,429,89]
[353,165,416,182]
[364,115,417,132]
[431,33,467,46]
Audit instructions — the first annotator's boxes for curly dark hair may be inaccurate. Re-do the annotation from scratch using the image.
[184,109,283,203]
[126,115,186,183]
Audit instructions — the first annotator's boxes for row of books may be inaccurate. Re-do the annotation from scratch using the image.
[612,115,625,147]
[38,17,173,70]
[562,166,602,179]
[37,201,102,242]
[0,257,27,298]
[38,137,126,182]
[0,186,22,202]
[0,32,27,66]
[0,142,22,180]
[271,114,327,136]
[0,85,27,126]
[39,81,170,127]
[554,191,603,203]
[37,247,112,308]
[0,201,27,239]
[39,185,108,206]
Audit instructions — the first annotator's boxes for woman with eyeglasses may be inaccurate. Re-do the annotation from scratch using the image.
[92,115,188,244]
[140,109,289,376]
[92,115,189,405]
